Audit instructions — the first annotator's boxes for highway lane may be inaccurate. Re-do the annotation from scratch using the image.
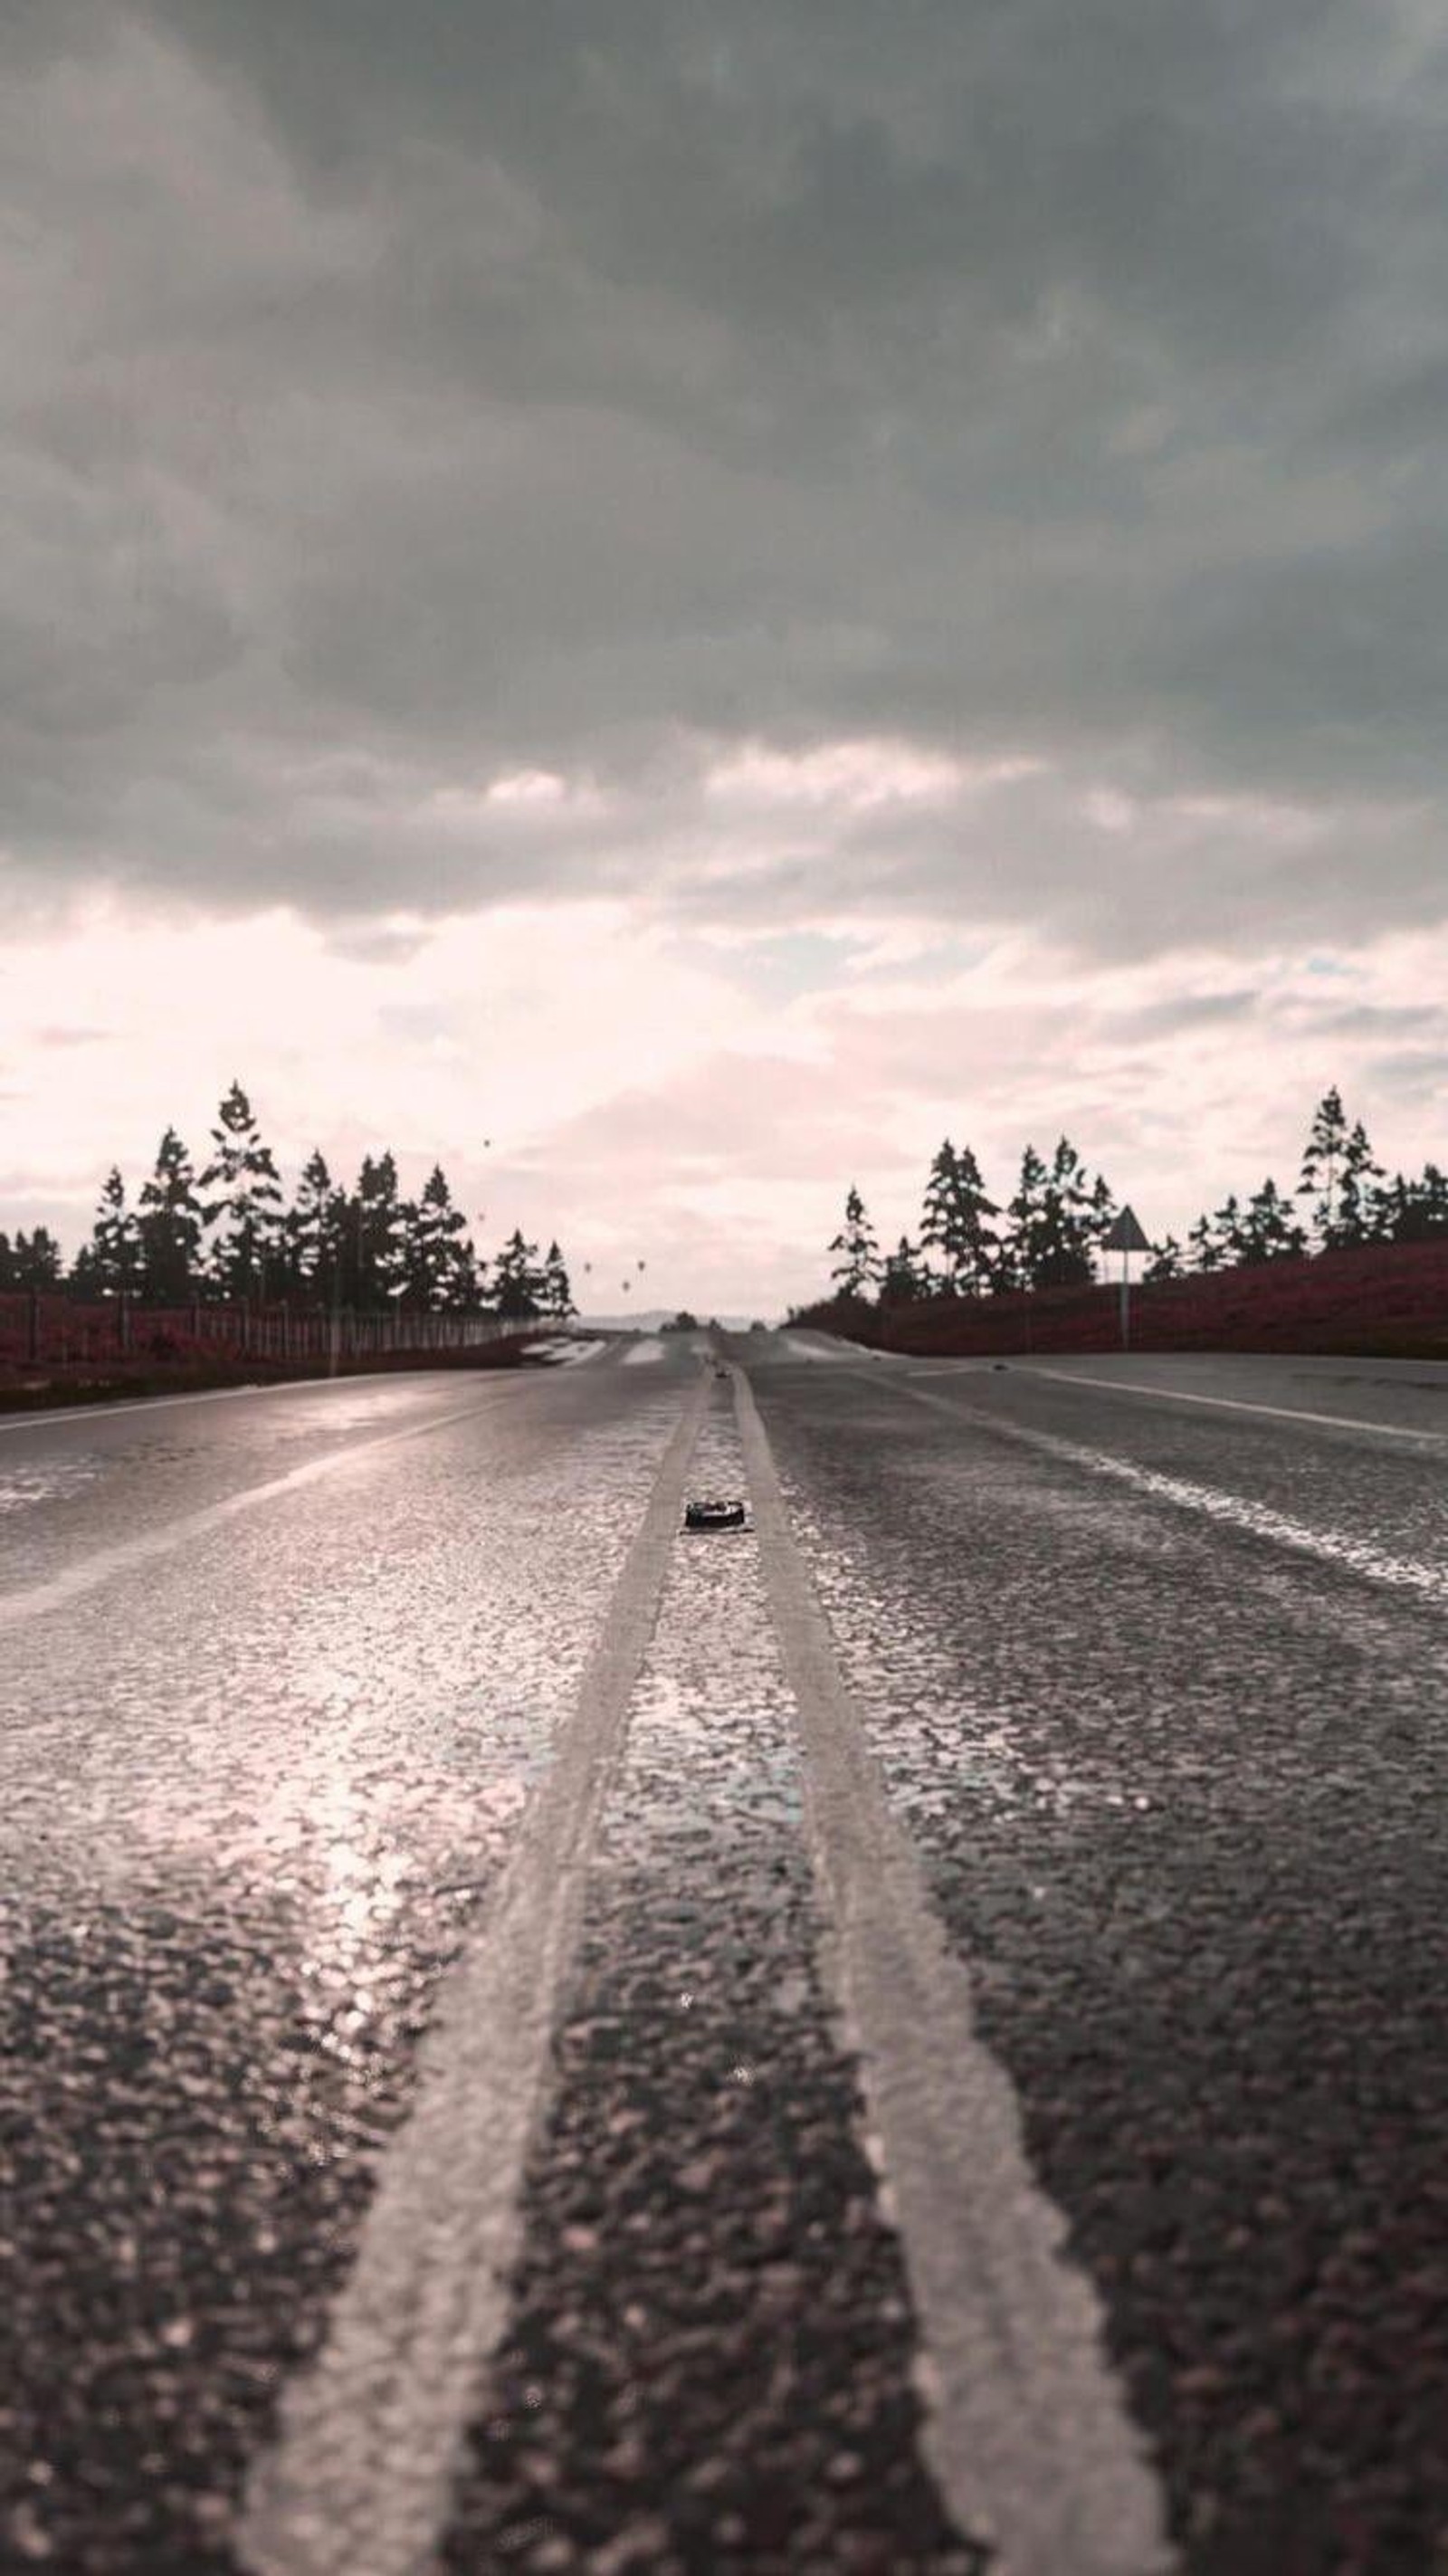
[1,1351,693,2574]
[749,1340,1448,2576]
[2,1337,1445,2572]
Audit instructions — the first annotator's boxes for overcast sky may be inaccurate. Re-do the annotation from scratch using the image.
[4,0,1446,1312]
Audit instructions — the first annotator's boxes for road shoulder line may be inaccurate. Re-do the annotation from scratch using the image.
[891,1376,1448,1608]
[0,1386,519,1630]
[732,1365,1174,2576]
[238,1374,710,2576]
[995,1363,1448,1445]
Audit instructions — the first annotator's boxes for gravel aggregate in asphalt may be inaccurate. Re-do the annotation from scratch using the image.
[442,1398,981,2575]
[753,1350,1448,2575]
[1,1371,681,2572]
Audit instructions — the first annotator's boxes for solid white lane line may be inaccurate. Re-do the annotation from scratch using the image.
[0,1388,515,1631]
[0,1370,511,1436]
[238,1378,709,2576]
[732,1369,1174,2576]
[0,1383,297,1435]
[895,1379,1448,1608]
[1002,1364,1448,1445]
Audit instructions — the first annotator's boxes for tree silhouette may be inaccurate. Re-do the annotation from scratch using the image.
[348,1152,405,1305]
[200,1083,284,1299]
[1299,1086,1348,1247]
[1000,1144,1048,1290]
[1004,1139,1100,1288]
[1144,1235,1185,1283]
[919,1140,997,1295]
[138,1130,204,1302]
[90,1167,142,1300]
[879,1234,926,1308]
[402,1165,472,1309]
[1334,1121,1384,1248]
[286,1150,345,1302]
[1236,1178,1307,1264]
[492,1227,543,1319]
[542,1240,575,1320]
[11,1227,62,1289]
[829,1187,881,1296]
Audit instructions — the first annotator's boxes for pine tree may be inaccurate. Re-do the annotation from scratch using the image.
[347,1152,406,1305]
[879,1234,926,1308]
[1237,1178,1307,1264]
[1186,1210,1223,1274]
[541,1240,575,1321]
[287,1150,344,1302]
[1144,1235,1185,1283]
[1000,1144,1048,1291]
[1213,1192,1249,1265]
[492,1227,543,1320]
[1299,1086,1348,1248]
[1395,1163,1448,1240]
[919,1141,997,1295]
[828,1187,881,1297]
[1334,1121,1384,1247]
[1025,1138,1098,1288]
[138,1129,204,1303]
[0,1231,13,1291]
[1086,1169,1119,1255]
[405,1165,472,1309]
[69,1243,103,1298]
[452,1232,485,1312]
[90,1167,141,1299]
[13,1226,62,1288]
[200,1082,285,1299]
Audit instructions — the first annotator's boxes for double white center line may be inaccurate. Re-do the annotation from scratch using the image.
[243,1370,1173,2576]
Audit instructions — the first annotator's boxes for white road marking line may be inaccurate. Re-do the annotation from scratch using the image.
[781,1332,881,1360]
[0,1388,515,1631]
[0,1371,510,1436]
[894,1379,1448,1608]
[1004,1363,1448,1445]
[732,1368,1174,2576]
[238,1378,709,2576]
[0,1382,297,1435]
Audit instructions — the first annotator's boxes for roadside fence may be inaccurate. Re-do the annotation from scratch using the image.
[0,1293,551,1376]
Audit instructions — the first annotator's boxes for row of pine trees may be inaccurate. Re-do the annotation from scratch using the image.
[828,1089,1448,1302]
[0,1083,576,1321]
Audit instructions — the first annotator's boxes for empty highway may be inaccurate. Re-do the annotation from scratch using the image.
[2,1336,1445,2575]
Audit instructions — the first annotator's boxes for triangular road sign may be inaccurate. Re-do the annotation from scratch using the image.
[1102,1204,1151,1254]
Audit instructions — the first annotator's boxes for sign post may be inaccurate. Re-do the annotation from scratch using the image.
[1100,1205,1151,1350]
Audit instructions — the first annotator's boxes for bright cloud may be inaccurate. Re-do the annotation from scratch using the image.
[3,2,1447,1307]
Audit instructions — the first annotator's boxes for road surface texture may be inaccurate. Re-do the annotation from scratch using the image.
[1,1337,1444,2574]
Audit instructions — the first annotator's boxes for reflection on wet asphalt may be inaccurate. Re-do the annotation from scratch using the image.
[758,1351,1448,2575]
[443,1397,977,2575]
[5,1340,1446,2574]
[1,1362,684,2572]
[0,1378,491,1594]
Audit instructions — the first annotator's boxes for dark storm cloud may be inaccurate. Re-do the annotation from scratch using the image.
[4,0,1447,950]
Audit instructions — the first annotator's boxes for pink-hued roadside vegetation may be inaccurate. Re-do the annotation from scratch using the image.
[792,1241,1448,1363]
[0,1295,548,1411]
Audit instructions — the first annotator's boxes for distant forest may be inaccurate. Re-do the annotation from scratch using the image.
[0,1081,575,1321]
[824,1088,1448,1305]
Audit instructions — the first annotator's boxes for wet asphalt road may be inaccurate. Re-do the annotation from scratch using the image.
[2,1336,1445,2574]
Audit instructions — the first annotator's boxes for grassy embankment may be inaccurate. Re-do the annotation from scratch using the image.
[792,1241,1448,1363]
